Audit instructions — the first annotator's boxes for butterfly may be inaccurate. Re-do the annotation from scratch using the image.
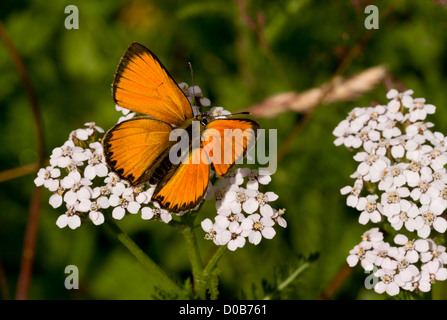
[103,42,259,213]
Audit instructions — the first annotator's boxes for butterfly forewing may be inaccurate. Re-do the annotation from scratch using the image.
[113,42,193,126]
[103,117,174,185]
[202,119,259,177]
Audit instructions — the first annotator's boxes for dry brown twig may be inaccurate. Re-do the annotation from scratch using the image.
[0,19,45,300]
[246,65,388,118]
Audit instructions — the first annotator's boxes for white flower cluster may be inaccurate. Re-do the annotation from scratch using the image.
[334,89,447,296]
[348,228,447,296]
[202,168,287,251]
[35,122,157,229]
[36,84,286,251]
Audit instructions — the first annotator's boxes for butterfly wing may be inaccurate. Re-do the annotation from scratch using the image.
[103,117,175,186]
[152,147,210,213]
[113,42,193,126]
[202,119,259,177]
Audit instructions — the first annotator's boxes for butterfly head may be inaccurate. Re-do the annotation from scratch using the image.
[195,113,212,126]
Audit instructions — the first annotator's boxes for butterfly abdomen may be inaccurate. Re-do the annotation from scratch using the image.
[149,155,174,185]
[149,120,201,185]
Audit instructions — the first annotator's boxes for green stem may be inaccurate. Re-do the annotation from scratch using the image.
[263,262,310,300]
[180,220,207,299]
[202,245,227,300]
[104,215,183,297]
[203,245,227,276]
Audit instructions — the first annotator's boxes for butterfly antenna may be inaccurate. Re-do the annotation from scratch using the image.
[208,111,251,121]
[188,61,199,112]
[229,111,251,116]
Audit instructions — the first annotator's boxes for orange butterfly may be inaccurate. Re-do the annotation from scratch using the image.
[103,43,259,213]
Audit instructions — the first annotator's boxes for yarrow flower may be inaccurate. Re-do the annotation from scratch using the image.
[335,89,447,296]
[347,228,447,296]
[36,84,286,252]
[202,168,286,251]
[34,166,60,192]
[241,214,276,245]
[141,202,172,224]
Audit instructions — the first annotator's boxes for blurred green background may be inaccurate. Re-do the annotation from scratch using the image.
[1,0,447,300]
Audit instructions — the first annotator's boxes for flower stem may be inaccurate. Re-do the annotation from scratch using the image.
[104,215,183,297]
[203,245,227,276]
[180,214,207,299]
[263,261,310,300]
[202,245,227,299]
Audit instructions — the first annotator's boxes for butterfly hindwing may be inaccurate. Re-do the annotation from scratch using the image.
[113,42,194,126]
[202,119,259,177]
[152,146,210,213]
[103,117,174,185]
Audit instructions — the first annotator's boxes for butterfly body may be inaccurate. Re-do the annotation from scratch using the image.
[103,43,259,213]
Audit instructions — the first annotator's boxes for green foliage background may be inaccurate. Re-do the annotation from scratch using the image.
[1,0,447,300]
